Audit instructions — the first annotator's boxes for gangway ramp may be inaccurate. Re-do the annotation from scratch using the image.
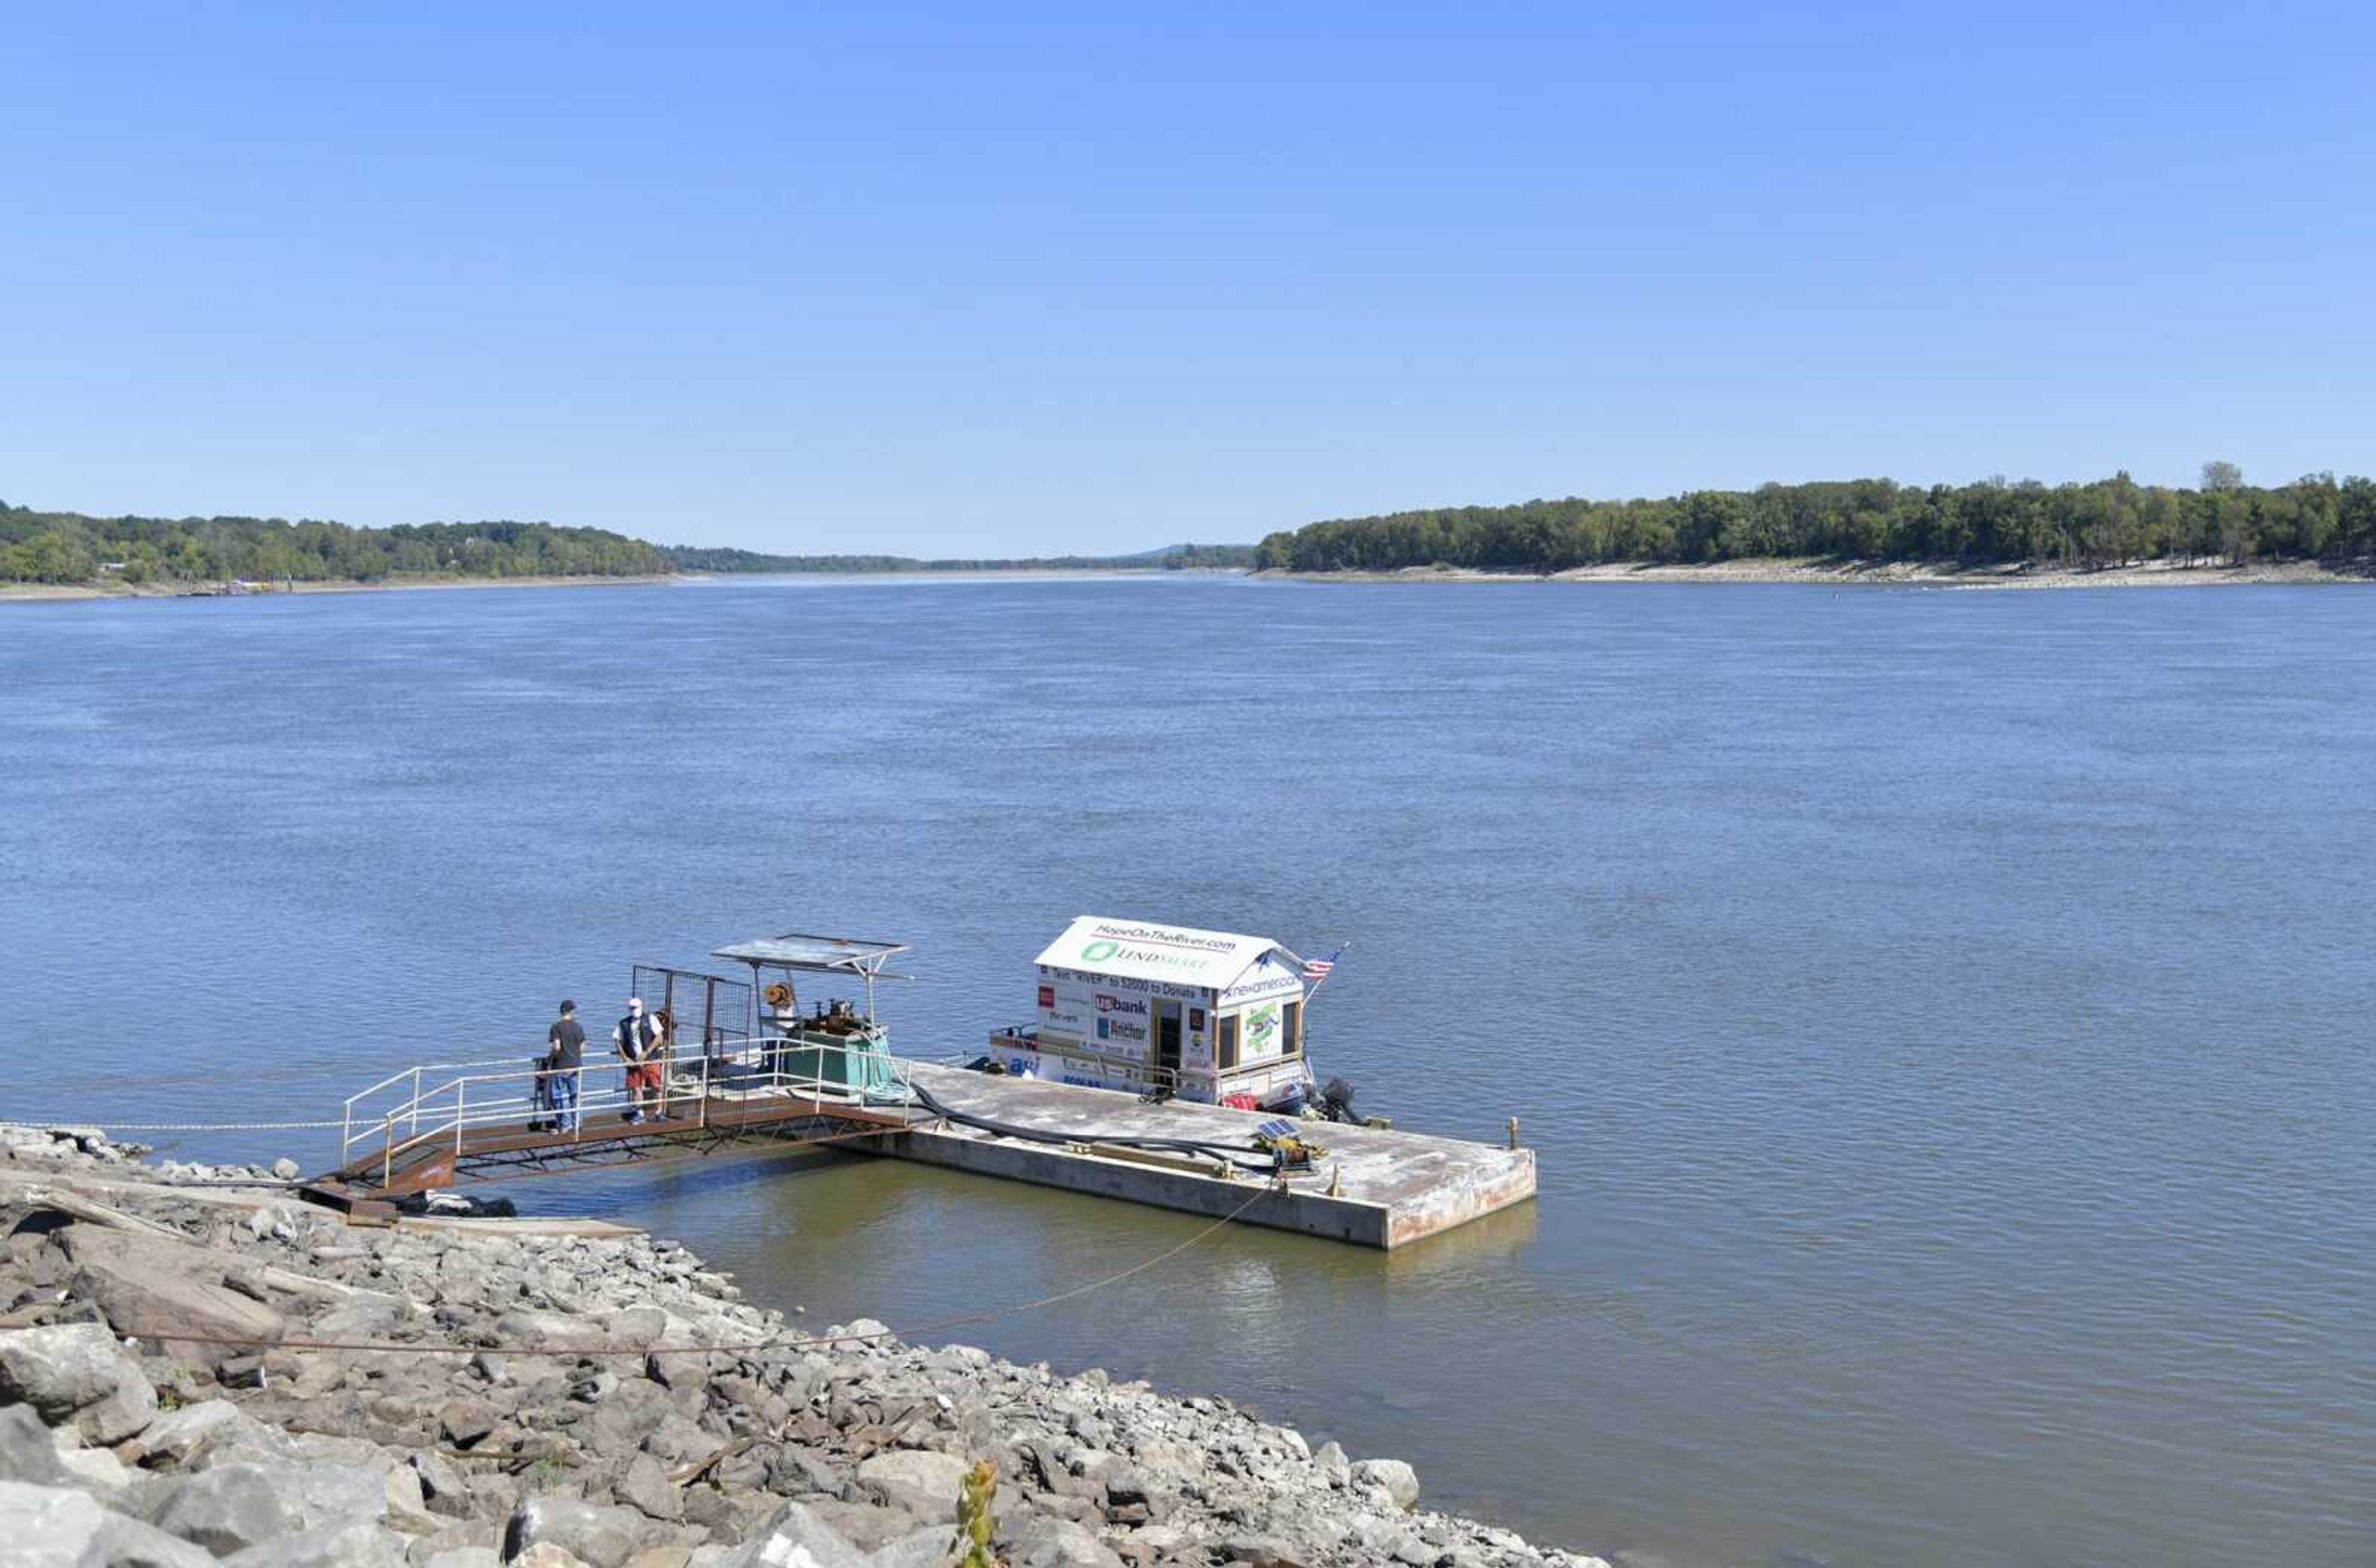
[309,1039,915,1211]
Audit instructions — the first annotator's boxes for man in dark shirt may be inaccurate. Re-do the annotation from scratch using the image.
[544,1001,586,1133]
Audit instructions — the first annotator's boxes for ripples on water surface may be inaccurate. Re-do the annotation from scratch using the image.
[2,577,2371,1566]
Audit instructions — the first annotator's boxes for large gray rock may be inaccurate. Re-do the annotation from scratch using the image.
[714,1501,867,1568]
[0,1403,69,1484]
[411,1449,471,1518]
[147,1464,296,1554]
[1215,1535,1307,1568]
[853,1451,968,1522]
[58,1227,285,1355]
[582,1379,673,1454]
[1350,1457,1420,1509]
[97,1513,222,1568]
[0,1478,215,1568]
[221,1520,410,1567]
[796,1501,923,1553]
[1002,1514,1123,1568]
[503,1495,660,1568]
[512,1548,598,1568]
[0,1323,158,1444]
[420,1549,504,1568]
[137,1400,243,1465]
[439,1398,501,1448]
[281,1462,388,1530]
[309,1296,407,1340]
[864,1527,958,1568]
[0,1481,109,1567]
[59,1444,134,1499]
[609,1307,667,1346]
[640,1413,723,1467]
[493,1311,606,1351]
[613,1453,681,1523]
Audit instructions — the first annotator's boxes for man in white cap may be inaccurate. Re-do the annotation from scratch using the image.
[615,997,661,1123]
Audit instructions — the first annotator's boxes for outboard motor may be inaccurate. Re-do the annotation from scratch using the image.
[1319,1077,1359,1124]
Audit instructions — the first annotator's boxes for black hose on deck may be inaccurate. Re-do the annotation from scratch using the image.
[908,1081,1281,1173]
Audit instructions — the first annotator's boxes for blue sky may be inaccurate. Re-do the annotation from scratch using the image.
[4,4,2370,555]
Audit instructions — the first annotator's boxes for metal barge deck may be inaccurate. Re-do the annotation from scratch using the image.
[880,1063,1537,1249]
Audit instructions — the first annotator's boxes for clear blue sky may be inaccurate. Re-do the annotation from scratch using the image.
[4,4,2370,556]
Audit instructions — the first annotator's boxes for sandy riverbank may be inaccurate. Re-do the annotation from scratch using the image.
[0,1123,1608,1568]
[1278,558,2369,588]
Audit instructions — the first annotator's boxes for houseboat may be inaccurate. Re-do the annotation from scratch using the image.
[985,916,1321,1107]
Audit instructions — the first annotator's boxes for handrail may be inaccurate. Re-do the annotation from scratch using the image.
[336,1033,916,1166]
[342,1049,564,1109]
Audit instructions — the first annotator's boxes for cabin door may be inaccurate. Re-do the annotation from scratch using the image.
[1155,1002,1183,1087]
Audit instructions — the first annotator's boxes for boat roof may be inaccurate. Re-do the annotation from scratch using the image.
[712,933,912,977]
[1033,915,1302,991]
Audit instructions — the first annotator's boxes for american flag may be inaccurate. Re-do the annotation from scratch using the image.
[1302,948,1341,986]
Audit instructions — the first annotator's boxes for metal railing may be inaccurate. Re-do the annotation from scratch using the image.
[337,1034,916,1178]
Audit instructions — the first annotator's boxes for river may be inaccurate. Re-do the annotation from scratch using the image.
[2,575,2369,1566]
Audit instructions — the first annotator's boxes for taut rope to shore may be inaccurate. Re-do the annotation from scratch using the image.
[126,1181,1283,1361]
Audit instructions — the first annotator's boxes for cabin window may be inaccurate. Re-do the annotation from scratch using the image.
[1282,1001,1301,1058]
[1218,1013,1239,1070]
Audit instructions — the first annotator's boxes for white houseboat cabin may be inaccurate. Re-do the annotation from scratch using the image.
[986,916,1317,1106]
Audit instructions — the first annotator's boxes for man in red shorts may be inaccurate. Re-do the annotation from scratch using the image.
[614,997,662,1123]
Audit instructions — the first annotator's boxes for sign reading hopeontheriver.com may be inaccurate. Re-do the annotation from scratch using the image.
[1033,915,1286,991]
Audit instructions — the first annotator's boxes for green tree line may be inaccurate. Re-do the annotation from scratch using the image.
[0,505,666,585]
[0,501,1255,586]
[1253,467,2376,574]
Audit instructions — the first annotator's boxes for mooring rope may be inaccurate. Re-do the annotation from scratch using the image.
[125,1182,1283,1359]
[5,1119,350,1133]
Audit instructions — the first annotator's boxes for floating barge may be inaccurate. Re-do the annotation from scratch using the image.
[887,1062,1535,1249]
[314,921,1537,1249]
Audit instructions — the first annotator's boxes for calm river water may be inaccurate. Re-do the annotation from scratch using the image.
[2,577,2370,1566]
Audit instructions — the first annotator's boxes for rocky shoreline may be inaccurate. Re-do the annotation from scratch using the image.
[1,1124,1606,1568]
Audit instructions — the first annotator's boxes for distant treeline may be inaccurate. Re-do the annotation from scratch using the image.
[1254,467,2376,574]
[0,501,1254,585]
[659,541,1255,573]
[0,505,666,585]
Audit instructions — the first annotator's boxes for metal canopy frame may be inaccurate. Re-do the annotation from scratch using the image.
[711,931,914,1021]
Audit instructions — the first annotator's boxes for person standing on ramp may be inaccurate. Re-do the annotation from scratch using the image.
[616,996,661,1123]
[544,1000,585,1133]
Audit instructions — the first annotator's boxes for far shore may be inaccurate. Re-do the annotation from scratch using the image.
[12,556,2367,603]
[0,566,1245,605]
[0,572,681,604]
[1270,556,2370,589]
